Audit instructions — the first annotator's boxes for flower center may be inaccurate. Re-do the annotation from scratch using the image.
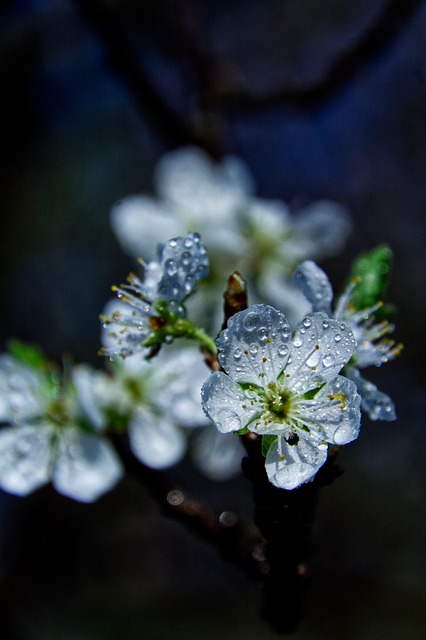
[266,383,292,422]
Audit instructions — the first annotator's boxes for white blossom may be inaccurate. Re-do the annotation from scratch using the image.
[293,260,401,420]
[202,305,361,490]
[0,356,123,502]
[109,147,351,329]
[94,346,211,470]
[101,232,209,358]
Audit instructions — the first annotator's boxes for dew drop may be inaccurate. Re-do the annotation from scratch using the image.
[257,326,268,342]
[184,237,194,248]
[293,336,303,347]
[244,312,260,331]
[249,344,258,356]
[334,334,341,342]
[278,344,289,357]
[303,317,312,328]
[217,410,242,431]
[234,348,242,360]
[181,251,192,266]
[322,354,335,367]
[168,238,178,248]
[322,320,330,330]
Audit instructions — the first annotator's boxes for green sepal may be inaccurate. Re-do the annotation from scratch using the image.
[7,338,46,369]
[236,426,249,436]
[301,382,326,401]
[347,244,393,311]
[262,435,277,457]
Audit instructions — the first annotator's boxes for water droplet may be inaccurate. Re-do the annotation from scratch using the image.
[217,410,242,431]
[334,334,341,342]
[322,320,329,330]
[323,354,335,367]
[293,336,303,347]
[249,344,258,356]
[168,238,177,248]
[184,237,193,248]
[278,345,289,357]
[181,251,192,266]
[281,328,291,340]
[257,326,268,342]
[303,317,312,328]
[234,348,242,360]
[244,312,260,331]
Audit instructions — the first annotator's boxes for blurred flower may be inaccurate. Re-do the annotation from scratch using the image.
[0,355,123,502]
[110,147,351,329]
[202,305,360,490]
[94,345,211,470]
[293,260,402,420]
[100,232,210,358]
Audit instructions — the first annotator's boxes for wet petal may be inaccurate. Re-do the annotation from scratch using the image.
[345,368,396,421]
[192,426,244,480]
[286,312,356,393]
[265,436,328,490]
[201,371,259,434]
[293,260,333,314]
[0,424,51,496]
[157,233,209,303]
[72,365,106,432]
[110,195,179,260]
[302,375,361,445]
[128,410,186,469]
[52,430,123,502]
[216,305,292,387]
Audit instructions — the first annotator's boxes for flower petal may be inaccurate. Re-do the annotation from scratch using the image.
[0,424,51,496]
[305,375,361,445]
[286,312,357,393]
[192,426,244,480]
[110,195,180,260]
[201,371,260,433]
[157,233,209,303]
[52,430,123,502]
[216,305,292,387]
[153,347,210,427]
[128,409,186,469]
[293,260,333,314]
[265,436,328,490]
[345,367,396,421]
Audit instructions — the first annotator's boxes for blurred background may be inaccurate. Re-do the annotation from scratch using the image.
[0,1,425,638]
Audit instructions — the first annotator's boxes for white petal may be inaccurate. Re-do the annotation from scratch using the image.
[294,201,352,258]
[0,424,51,496]
[157,233,209,302]
[52,430,123,502]
[72,365,106,432]
[153,347,210,427]
[110,195,179,260]
[286,312,357,393]
[201,371,259,433]
[128,410,186,469]
[293,260,333,314]
[265,436,328,490]
[217,305,292,387]
[192,426,244,480]
[155,146,252,223]
[0,355,44,422]
[345,368,396,421]
[303,375,361,445]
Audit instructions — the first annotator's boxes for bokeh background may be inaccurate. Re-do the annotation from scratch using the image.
[1,1,425,638]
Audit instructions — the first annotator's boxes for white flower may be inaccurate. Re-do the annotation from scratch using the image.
[101,232,209,358]
[201,305,361,490]
[0,356,123,502]
[109,147,352,329]
[293,260,402,420]
[94,346,210,470]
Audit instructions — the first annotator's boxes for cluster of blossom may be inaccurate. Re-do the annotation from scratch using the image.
[0,147,401,501]
[110,147,352,326]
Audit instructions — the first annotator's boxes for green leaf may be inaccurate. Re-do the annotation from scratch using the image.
[7,339,46,369]
[236,426,249,436]
[261,435,277,457]
[347,245,393,311]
